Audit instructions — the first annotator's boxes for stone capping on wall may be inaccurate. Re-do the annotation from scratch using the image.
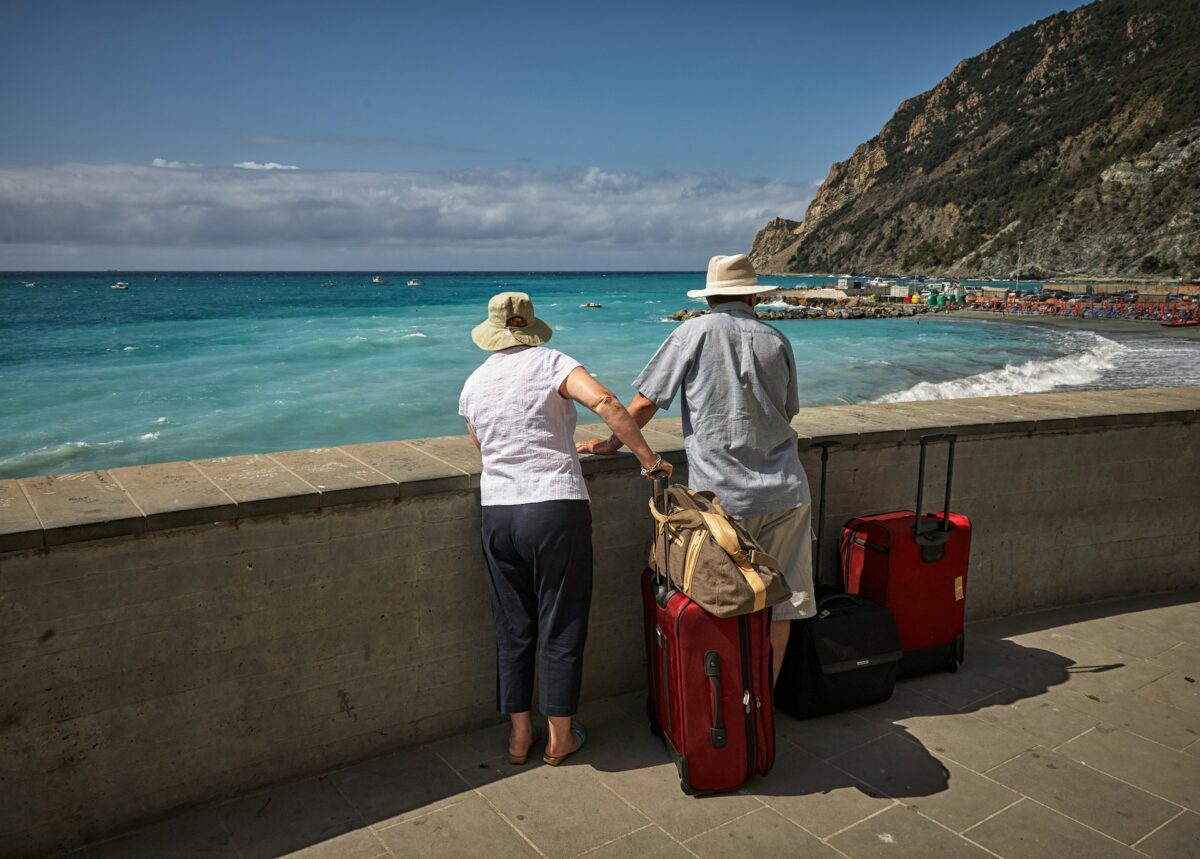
[1,387,1197,554]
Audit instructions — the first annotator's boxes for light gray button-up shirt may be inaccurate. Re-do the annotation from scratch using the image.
[634,301,810,519]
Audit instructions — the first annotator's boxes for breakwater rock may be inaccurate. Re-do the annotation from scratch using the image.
[668,303,952,322]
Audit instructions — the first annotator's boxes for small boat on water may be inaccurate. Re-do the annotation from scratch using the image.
[111,282,129,290]
[321,281,335,288]
[580,302,603,308]
[1161,318,1199,328]
[23,281,39,288]
[373,275,385,285]
[407,278,421,286]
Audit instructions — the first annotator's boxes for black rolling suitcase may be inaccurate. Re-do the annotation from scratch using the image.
[775,441,903,719]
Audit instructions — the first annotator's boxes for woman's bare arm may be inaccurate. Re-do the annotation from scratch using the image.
[577,393,658,455]
[560,367,672,480]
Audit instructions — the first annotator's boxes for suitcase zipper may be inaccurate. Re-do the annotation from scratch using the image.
[852,531,891,555]
[738,616,755,783]
[749,618,768,776]
[657,627,672,733]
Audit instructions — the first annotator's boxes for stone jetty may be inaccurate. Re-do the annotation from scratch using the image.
[668,296,955,322]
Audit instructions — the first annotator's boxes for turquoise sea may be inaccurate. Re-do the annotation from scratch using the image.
[3,272,1200,479]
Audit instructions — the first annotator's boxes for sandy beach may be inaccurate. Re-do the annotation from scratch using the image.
[941,309,1200,340]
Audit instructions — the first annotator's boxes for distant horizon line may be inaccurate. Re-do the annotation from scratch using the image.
[4,269,712,275]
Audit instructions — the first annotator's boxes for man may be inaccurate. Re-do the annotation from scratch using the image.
[577,253,813,683]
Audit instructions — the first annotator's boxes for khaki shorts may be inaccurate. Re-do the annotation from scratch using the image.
[737,504,815,621]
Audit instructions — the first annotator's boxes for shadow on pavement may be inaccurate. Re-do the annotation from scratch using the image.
[66,590,1200,858]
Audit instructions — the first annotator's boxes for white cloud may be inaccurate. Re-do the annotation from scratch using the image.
[151,158,187,169]
[0,162,813,268]
[233,161,300,170]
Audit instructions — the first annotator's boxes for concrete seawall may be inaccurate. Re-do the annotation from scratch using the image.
[2,388,1198,857]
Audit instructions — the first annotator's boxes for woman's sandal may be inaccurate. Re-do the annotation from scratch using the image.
[542,722,587,767]
[507,732,542,766]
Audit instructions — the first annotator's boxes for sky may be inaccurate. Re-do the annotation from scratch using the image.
[0,0,1077,270]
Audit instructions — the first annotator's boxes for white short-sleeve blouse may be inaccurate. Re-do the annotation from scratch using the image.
[459,346,589,506]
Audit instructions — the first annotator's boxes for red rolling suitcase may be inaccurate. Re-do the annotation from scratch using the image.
[841,433,971,676]
[642,482,774,795]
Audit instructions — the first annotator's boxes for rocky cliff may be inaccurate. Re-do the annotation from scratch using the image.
[751,0,1200,278]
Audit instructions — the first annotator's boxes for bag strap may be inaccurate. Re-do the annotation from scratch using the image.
[700,511,747,563]
[669,486,705,511]
[700,511,771,613]
[704,493,732,519]
[689,506,782,572]
[646,499,705,529]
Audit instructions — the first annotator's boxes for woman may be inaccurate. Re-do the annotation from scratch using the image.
[459,291,672,766]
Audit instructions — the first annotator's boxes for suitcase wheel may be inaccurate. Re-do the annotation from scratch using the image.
[948,634,965,673]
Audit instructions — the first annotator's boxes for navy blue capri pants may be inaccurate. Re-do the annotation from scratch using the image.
[480,499,593,717]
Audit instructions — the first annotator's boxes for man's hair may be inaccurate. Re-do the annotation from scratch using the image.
[705,294,758,309]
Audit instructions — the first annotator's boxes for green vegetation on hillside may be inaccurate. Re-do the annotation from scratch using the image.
[774,0,1200,278]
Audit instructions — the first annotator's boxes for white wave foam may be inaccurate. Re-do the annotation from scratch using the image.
[0,439,124,473]
[758,299,791,308]
[153,416,169,424]
[122,346,139,352]
[403,332,428,338]
[138,432,159,442]
[876,336,1128,402]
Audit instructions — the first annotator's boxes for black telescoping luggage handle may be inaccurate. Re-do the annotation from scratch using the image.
[652,474,674,607]
[810,440,840,590]
[914,433,957,550]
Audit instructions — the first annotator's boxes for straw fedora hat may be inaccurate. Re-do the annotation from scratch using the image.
[686,253,777,299]
[471,291,553,351]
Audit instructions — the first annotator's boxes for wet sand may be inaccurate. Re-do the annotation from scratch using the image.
[942,309,1200,340]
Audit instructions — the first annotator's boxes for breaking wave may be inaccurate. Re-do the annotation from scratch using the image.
[0,439,127,474]
[875,335,1128,402]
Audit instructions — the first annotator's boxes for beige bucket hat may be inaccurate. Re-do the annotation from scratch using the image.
[471,291,554,351]
[686,253,777,299]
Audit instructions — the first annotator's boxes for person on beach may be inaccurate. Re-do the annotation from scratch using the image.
[576,254,813,685]
[460,291,672,767]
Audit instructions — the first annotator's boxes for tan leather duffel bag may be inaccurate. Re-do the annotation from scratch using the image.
[648,484,792,617]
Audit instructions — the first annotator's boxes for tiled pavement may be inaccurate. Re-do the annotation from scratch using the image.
[64,592,1200,859]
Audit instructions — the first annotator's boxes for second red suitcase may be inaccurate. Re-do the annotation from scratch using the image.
[841,433,972,676]
[642,567,774,794]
